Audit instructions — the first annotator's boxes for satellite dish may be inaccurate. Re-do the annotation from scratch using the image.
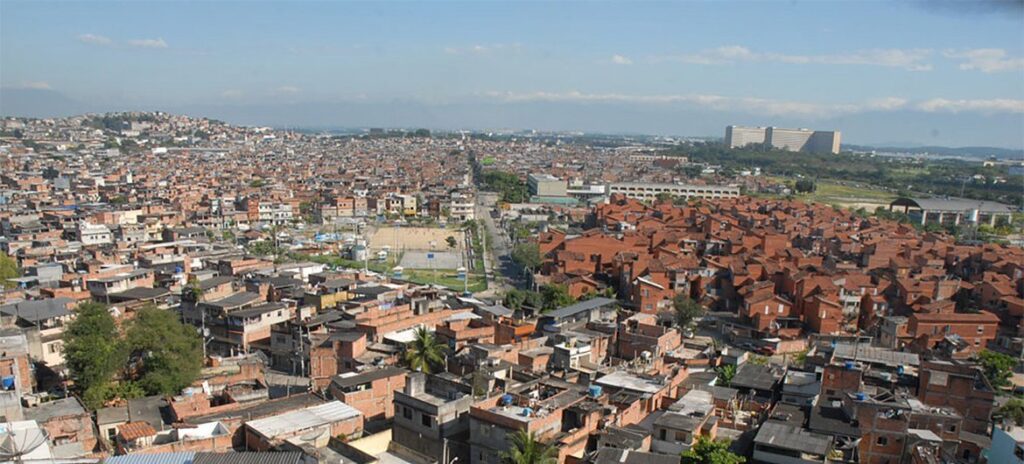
[0,424,50,462]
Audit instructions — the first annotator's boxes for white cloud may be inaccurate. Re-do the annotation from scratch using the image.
[20,81,52,90]
[917,98,1024,113]
[127,38,168,49]
[943,48,1024,73]
[444,43,521,55]
[481,91,1022,117]
[77,33,112,46]
[658,45,933,71]
[276,86,300,94]
[610,54,633,65]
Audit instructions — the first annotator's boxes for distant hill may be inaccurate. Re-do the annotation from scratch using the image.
[0,88,89,118]
[844,143,1023,160]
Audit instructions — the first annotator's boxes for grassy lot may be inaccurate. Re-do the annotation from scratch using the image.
[401,269,487,293]
[301,253,486,293]
[768,177,896,209]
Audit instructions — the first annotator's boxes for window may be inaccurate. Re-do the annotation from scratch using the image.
[659,429,667,440]
[977,325,984,334]
[876,436,888,446]
[421,414,433,427]
[947,424,956,433]
[402,406,412,420]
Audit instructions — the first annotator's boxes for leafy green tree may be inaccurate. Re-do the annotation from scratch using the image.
[125,307,204,396]
[511,242,542,272]
[481,171,530,203]
[655,192,674,203]
[716,364,737,387]
[0,253,20,288]
[978,349,1016,389]
[681,436,745,464]
[673,295,704,328]
[539,284,575,311]
[794,179,816,193]
[63,303,126,409]
[405,327,445,374]
[504,289,544,311]
[999,398,1024,426]
[446,236,458,249]
[501,430,557,464]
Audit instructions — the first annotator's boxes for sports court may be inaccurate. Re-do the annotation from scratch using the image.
[368,226,465,269]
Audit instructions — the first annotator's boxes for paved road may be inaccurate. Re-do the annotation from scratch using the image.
[474,193,521,297]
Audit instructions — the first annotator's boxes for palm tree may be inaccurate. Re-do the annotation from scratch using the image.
[405,327,445,374]
[501,430,557,464]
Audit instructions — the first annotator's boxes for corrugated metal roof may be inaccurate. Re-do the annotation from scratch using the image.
[193,452,303,464]
[104,451,195,464]
[103,452,305,464]
[245,400,362,438]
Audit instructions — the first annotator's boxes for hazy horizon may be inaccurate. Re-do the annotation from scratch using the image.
[2,1,1023,149]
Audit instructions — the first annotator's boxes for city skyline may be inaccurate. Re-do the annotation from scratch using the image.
[2,1,1023,148]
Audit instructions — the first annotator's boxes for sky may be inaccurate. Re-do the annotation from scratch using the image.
[1,0,1023,148]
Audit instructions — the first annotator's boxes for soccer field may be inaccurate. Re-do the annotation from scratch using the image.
[368,226,465,253]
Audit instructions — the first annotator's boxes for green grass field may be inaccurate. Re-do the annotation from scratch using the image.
[302,253,487,293]
[768,177,896,209]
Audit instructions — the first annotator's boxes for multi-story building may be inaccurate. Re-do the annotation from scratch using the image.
[328,367,407,421]
[607,182,740,201]
[725,125,841,154]
[991,424,1024,464]
[528,174,568,198]
[724,126,768,149]
[73,222,113,245]
[392,372,474,464]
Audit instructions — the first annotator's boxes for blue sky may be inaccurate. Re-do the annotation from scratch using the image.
[2,1,1023,147]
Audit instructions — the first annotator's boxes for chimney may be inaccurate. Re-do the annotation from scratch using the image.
[406,372,426,396]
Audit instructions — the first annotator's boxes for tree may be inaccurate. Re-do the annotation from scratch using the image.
[63,303,126,409]
[999,398,1024,426]
[125,307,204,396]
[446,236,458,249]
[405,327,445,374]
[655,192,674,204]
[511,242,542,272]
[539,284,575,311]
[0,252,20,288]
[978,349,1016,389]
[481,171,530,203]
[681,436,745,464]
[673,295,704,329]
[716,364,737,387]
[504,289,543,311]
[501,430,557,464]
[794,179,816,193]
